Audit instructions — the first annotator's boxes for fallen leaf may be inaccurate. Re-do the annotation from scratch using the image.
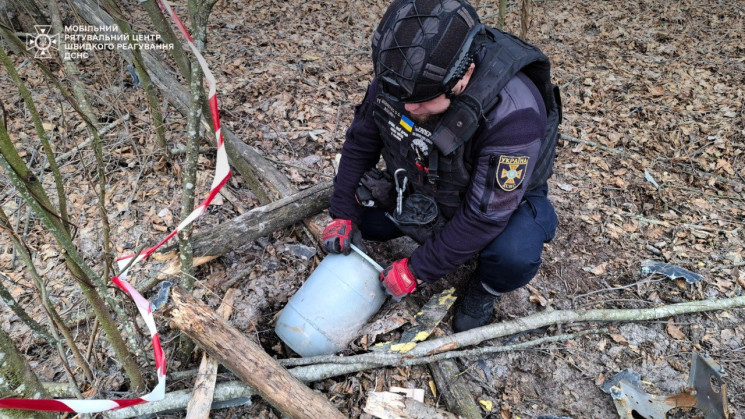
[648,85,665,96]
[610,334,628,345]
[667,319,686,340]
[479,399,494,411]
[590,263,607,276]
[597,338,607,351]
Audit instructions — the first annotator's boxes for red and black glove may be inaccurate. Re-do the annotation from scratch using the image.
[322,219,363,255]
[380,258,419,300]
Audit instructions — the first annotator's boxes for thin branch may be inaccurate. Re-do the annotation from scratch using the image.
[0,206,94,384]
[41,114,130,170]
[286,296,745,382]
[279,329,607,368]
[0,46,69,231]
[102,0,170,158]
[560,133,625,155]
[0,272,56,343]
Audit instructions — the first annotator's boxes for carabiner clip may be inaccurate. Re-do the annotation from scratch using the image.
[394,168,408,216]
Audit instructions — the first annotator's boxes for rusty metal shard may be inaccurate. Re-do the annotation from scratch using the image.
[601,354,728,419]
[690,353,728,419]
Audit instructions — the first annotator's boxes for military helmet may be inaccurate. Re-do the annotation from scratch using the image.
[372,0,482,103]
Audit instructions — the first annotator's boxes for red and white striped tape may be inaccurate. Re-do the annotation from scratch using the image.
[0,0,231,413]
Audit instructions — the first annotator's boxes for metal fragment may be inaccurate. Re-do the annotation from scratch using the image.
[150,280,172,311]
[601,354,728,419]
[641,259,703,284]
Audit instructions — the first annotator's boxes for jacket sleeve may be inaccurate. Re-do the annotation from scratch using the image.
[409,75,547,282]
[329,80,384,224]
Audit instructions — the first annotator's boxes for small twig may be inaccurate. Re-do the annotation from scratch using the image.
[673,161,745,190]
[170,145,214,155]
[266,157,333,178]
[573,278,664,300]
[41,114,130,170]
[560,133,625,155]
[220,262,257,291]
[86,318,100,361]
[0,272,57,343]
[259,129,327,141]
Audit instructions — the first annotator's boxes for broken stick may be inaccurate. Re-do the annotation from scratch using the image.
[169,286,345,419]
[429,359,481,419]
[364,391,458,419]
[185,288,238,419]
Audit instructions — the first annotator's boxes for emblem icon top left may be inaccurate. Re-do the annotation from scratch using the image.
[27,25,59,59]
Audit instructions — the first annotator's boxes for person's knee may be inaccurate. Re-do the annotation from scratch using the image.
[478,245,542,293]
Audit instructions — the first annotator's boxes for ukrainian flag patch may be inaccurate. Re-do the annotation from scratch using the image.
[399,115,413,133]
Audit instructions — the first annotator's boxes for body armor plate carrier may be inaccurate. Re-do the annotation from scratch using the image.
[373,26,562,222]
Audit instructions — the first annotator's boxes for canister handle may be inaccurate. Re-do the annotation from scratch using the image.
[349,243,384,273]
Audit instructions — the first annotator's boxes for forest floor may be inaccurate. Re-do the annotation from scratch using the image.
[1,0,744,418]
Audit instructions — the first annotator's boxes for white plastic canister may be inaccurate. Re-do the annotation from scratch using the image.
[275,249,386,357]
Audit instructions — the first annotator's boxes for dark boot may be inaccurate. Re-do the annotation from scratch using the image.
[452,279,500,332]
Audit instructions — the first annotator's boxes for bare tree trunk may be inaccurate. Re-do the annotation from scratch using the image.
[0,113,145,392]
[139,0,191,79]
[102,0,169,157]
[0,0,47,33]
[520,0,532,39]
[498,0,507,30]
[0,327,55,419]
[175,20,205,364]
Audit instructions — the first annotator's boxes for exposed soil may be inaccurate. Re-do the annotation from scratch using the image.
[0,0,743,418]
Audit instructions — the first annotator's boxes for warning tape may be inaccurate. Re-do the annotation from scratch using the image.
[0,0,231,413]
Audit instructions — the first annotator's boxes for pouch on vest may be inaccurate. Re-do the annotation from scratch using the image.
[355,168,396,209]
[385,193,445,244]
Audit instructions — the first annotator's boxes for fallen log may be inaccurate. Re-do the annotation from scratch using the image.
[185,288,238,419]
[187,180,331,258]
[429,359,481,419]
[148,181,330,281]
[168,286,345,419]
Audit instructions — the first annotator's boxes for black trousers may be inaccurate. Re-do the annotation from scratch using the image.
[358,185,557,293]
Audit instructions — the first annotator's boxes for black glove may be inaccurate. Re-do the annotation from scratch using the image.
[355,168,396,209]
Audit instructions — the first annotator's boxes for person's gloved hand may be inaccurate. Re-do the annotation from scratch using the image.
[322,219,363,255]
[380,258,419,300]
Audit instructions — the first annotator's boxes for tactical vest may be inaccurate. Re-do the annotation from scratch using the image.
[373,27,562,220]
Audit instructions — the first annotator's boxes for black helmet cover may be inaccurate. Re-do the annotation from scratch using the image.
[372,0,482,103]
